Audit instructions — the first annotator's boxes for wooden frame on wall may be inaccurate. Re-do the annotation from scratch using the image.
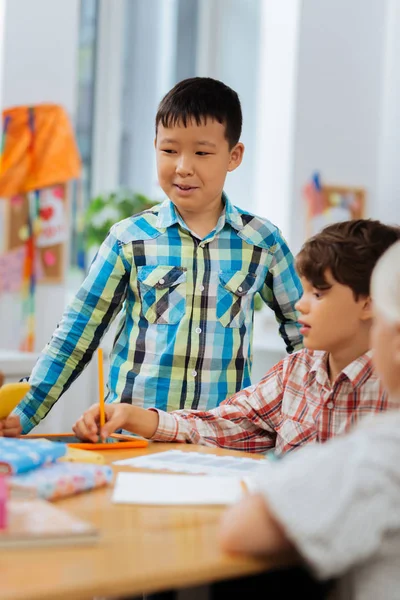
[305,184,366,238]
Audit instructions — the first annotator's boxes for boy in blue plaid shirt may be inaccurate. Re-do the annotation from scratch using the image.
[10,77,302,434]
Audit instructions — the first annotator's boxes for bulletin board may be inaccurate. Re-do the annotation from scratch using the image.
[4,183,68,283]
[305,184,366,238]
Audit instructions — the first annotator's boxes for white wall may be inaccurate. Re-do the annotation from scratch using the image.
[376,0,400,226]
[290,0,389,253]
[196,0,261,212]
[253,1,302,236]
[2,0,79,111]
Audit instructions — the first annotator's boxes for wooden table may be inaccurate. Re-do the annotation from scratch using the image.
[1,443,287,600]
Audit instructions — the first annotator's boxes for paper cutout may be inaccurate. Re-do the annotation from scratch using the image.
[0,247,25,293]
[43,250,56,267]
[18,225,29,242]
[36,187,67,248]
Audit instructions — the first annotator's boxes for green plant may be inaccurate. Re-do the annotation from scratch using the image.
[85,189,158,249]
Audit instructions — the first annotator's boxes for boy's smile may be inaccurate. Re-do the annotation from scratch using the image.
[155,118,244,236]
[173,182,200,196]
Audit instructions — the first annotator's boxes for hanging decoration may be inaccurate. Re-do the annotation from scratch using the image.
[0,103,81,351]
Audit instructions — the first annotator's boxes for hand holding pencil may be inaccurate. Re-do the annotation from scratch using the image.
[73,347,135,442]
[72,347,160,441]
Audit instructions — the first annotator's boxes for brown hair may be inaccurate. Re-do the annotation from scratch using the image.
[296,219,400,298]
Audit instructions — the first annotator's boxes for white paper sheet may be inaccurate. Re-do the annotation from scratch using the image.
[112,471,248,505]
[113,450,267,477]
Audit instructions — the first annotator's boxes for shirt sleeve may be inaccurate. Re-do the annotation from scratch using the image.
[14,227,130,433]
[150,360,286,452]
[259,230,303,353]
[253,414,400,580]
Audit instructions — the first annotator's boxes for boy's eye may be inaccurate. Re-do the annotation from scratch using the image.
[161,149,176,154]
[196,151,211,156]
[313,291,324,299]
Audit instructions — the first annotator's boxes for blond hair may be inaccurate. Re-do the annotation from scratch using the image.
[371,240,400,323]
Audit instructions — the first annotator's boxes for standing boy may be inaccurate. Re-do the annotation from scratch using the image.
[13,77,302,434]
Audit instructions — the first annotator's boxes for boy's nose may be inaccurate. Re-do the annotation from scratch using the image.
[295,297,307,314]
[176,157,194,177]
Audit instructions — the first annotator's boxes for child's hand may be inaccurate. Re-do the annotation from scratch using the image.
[0,415,22,437]
[72,403,133,442]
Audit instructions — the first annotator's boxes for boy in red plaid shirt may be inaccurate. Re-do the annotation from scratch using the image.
[74,219,400,456]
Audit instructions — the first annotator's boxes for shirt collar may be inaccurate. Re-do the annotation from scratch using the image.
[156,198,180,229]
[155,192,244,234]
[308,349,375,388]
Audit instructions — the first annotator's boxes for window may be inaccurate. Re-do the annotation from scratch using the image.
[71,0,99,272]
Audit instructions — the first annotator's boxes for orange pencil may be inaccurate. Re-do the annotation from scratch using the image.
[97,348,105,430]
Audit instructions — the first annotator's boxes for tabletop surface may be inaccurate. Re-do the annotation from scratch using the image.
[1,442,289,600]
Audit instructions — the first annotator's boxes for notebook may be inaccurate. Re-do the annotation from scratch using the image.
[9,462,113,501]
[0,438,67,475]
[114,449,267,476]
[0,498,99,549]
[112,472,256,506]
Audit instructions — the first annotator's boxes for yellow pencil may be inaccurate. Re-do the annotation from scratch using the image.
[97,347,105,429]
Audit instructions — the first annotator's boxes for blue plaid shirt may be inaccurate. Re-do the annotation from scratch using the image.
[15,194,303,433]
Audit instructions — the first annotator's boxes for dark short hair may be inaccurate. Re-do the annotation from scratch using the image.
[296,219,400,298]
[155,77,242,148]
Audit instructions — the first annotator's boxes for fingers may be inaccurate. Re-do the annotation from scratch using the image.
[0,415,22,437]
[99,404,128,440]
[72,404,101,442]
[73,404,129,442]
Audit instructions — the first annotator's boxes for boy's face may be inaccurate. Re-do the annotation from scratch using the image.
[371,311,400,398]
[155,118,244,218]
[295,270,372,354]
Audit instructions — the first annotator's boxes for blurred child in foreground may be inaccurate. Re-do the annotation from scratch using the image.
[219,239,400,600]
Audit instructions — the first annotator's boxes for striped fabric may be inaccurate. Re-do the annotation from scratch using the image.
[152,349,391,455]
[15,194,303,433]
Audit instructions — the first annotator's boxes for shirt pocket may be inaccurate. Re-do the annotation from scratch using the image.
[137,265,187,325]
[216,270,258,328]
[275,418,317,453]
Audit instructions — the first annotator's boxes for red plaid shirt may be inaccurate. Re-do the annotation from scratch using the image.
[152,349,391,455]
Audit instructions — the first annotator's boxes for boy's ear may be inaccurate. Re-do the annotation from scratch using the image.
[360,296,373,321]
[154,137,157,148]
[228,143,245,172]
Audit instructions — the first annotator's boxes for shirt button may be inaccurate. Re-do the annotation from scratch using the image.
[195,327,202,334]
[199,285,205,292]
[238,286,243,292]
[199,243,205,249]
[158,278,165,285]
[191,370,197,377]
[326,401,334,409]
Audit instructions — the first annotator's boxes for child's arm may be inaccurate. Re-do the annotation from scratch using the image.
[13,228,130,433]
[219,492,295,557]
[73,358,285,451]
[218,414,400,581]
[260,231,303,353]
